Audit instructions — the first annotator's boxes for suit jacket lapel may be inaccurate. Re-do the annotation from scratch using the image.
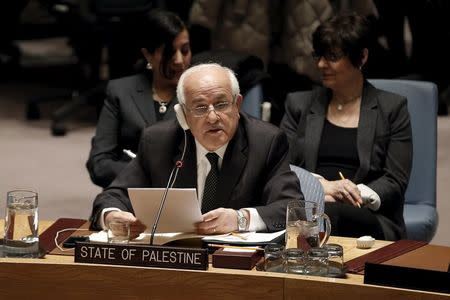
[173,131,197,189]
[305,88,328,172]
[216,121,247,208]
[131,74,157,126]
[354,82,378,182]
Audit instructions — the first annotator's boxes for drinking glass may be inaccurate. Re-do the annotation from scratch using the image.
[3,190,39,258]
[107,220,130,244]
[264,243,284,272]
[324,243,345,277]
[283,248,306,274]
[305,247,329,276]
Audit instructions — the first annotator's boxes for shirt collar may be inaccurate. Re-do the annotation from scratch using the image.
[195,140,228,162]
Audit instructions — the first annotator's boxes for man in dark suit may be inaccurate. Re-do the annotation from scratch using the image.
[91,63,302,234]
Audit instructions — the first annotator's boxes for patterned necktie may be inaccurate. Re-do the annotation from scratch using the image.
[201,152,220,213]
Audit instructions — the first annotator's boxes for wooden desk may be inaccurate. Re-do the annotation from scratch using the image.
[0,221,448,299]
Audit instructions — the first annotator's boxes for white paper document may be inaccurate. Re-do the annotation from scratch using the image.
[89,231,202,245]
[202,230,286,245]
[128,188,202,233]
[90,230,286,246]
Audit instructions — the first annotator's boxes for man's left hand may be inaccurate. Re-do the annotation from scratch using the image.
[195,208,238,234]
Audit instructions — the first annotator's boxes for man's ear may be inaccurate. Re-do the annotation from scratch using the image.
[174,104,189,130]
[235,94,243,111]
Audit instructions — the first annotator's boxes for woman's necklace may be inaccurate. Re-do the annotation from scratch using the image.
[152,87,168,114]
[334,94,361,111]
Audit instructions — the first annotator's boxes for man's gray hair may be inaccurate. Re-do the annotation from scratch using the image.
[176,63,240,106]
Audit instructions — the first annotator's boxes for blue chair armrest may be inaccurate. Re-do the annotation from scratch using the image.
[403,204,438,242]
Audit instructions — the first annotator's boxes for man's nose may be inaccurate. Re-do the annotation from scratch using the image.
[205,106,219,123]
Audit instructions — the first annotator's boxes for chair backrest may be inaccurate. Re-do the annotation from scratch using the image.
[368,79,438,208]
[290,165,325,209]
[191,49,270,119]
[290,165,325,231]
[242,83,263,118]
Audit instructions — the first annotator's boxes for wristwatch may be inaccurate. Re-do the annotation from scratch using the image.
[236,209,248,232]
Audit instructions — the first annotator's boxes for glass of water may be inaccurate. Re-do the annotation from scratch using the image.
[107,220,130,244]
[3,190,39,258]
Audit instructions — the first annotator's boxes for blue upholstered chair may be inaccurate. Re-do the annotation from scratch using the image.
[191,49,270,120]
[290,165,325,208]
[369,79,439,242]
[242,84,263,118]
[242,83,272,121]
[290,164,325,230]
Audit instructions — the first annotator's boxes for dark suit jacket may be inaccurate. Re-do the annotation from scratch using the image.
[91,114,303,231]
[86,73,177,188]
[280,81,412,240]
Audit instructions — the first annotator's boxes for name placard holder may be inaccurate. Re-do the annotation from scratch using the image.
[74,242,208,271]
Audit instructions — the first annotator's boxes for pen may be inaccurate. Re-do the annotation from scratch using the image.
[207,244,264,251]
[339,172,361,208]
[123,149,136,159]
[230,232,248,240]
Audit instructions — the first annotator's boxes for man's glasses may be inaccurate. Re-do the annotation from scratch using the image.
[187,101,233,118]
[311,51,344,63]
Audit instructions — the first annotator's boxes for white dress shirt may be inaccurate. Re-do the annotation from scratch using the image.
[195,140,266,232]
[195,140,227,205]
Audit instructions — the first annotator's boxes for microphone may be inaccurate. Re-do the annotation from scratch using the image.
[149,130,187,245]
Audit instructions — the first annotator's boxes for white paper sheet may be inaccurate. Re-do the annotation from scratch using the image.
[128,188,202,233]
[90,230,286,246]
[202,230,286,245]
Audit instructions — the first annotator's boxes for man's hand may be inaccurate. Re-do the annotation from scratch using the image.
[319,178,362,207]
[195,208,239,235]
[105,211,146,239]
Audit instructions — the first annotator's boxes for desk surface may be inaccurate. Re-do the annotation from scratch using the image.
[0,220,448,300]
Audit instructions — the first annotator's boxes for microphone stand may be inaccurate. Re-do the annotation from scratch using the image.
[149,131,187,245]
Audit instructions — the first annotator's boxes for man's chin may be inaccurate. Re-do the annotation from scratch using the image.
[201,134,227,151]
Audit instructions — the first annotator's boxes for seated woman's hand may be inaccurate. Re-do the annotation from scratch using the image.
[104,211,147,239]
[320,178,363,207]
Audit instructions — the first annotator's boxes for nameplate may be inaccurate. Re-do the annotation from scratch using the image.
[74,242,208,271]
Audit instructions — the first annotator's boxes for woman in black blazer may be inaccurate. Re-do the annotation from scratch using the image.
[86,9,191,188]
[280,13,412,240]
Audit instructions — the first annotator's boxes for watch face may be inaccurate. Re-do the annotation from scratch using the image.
[238,211,247,231]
